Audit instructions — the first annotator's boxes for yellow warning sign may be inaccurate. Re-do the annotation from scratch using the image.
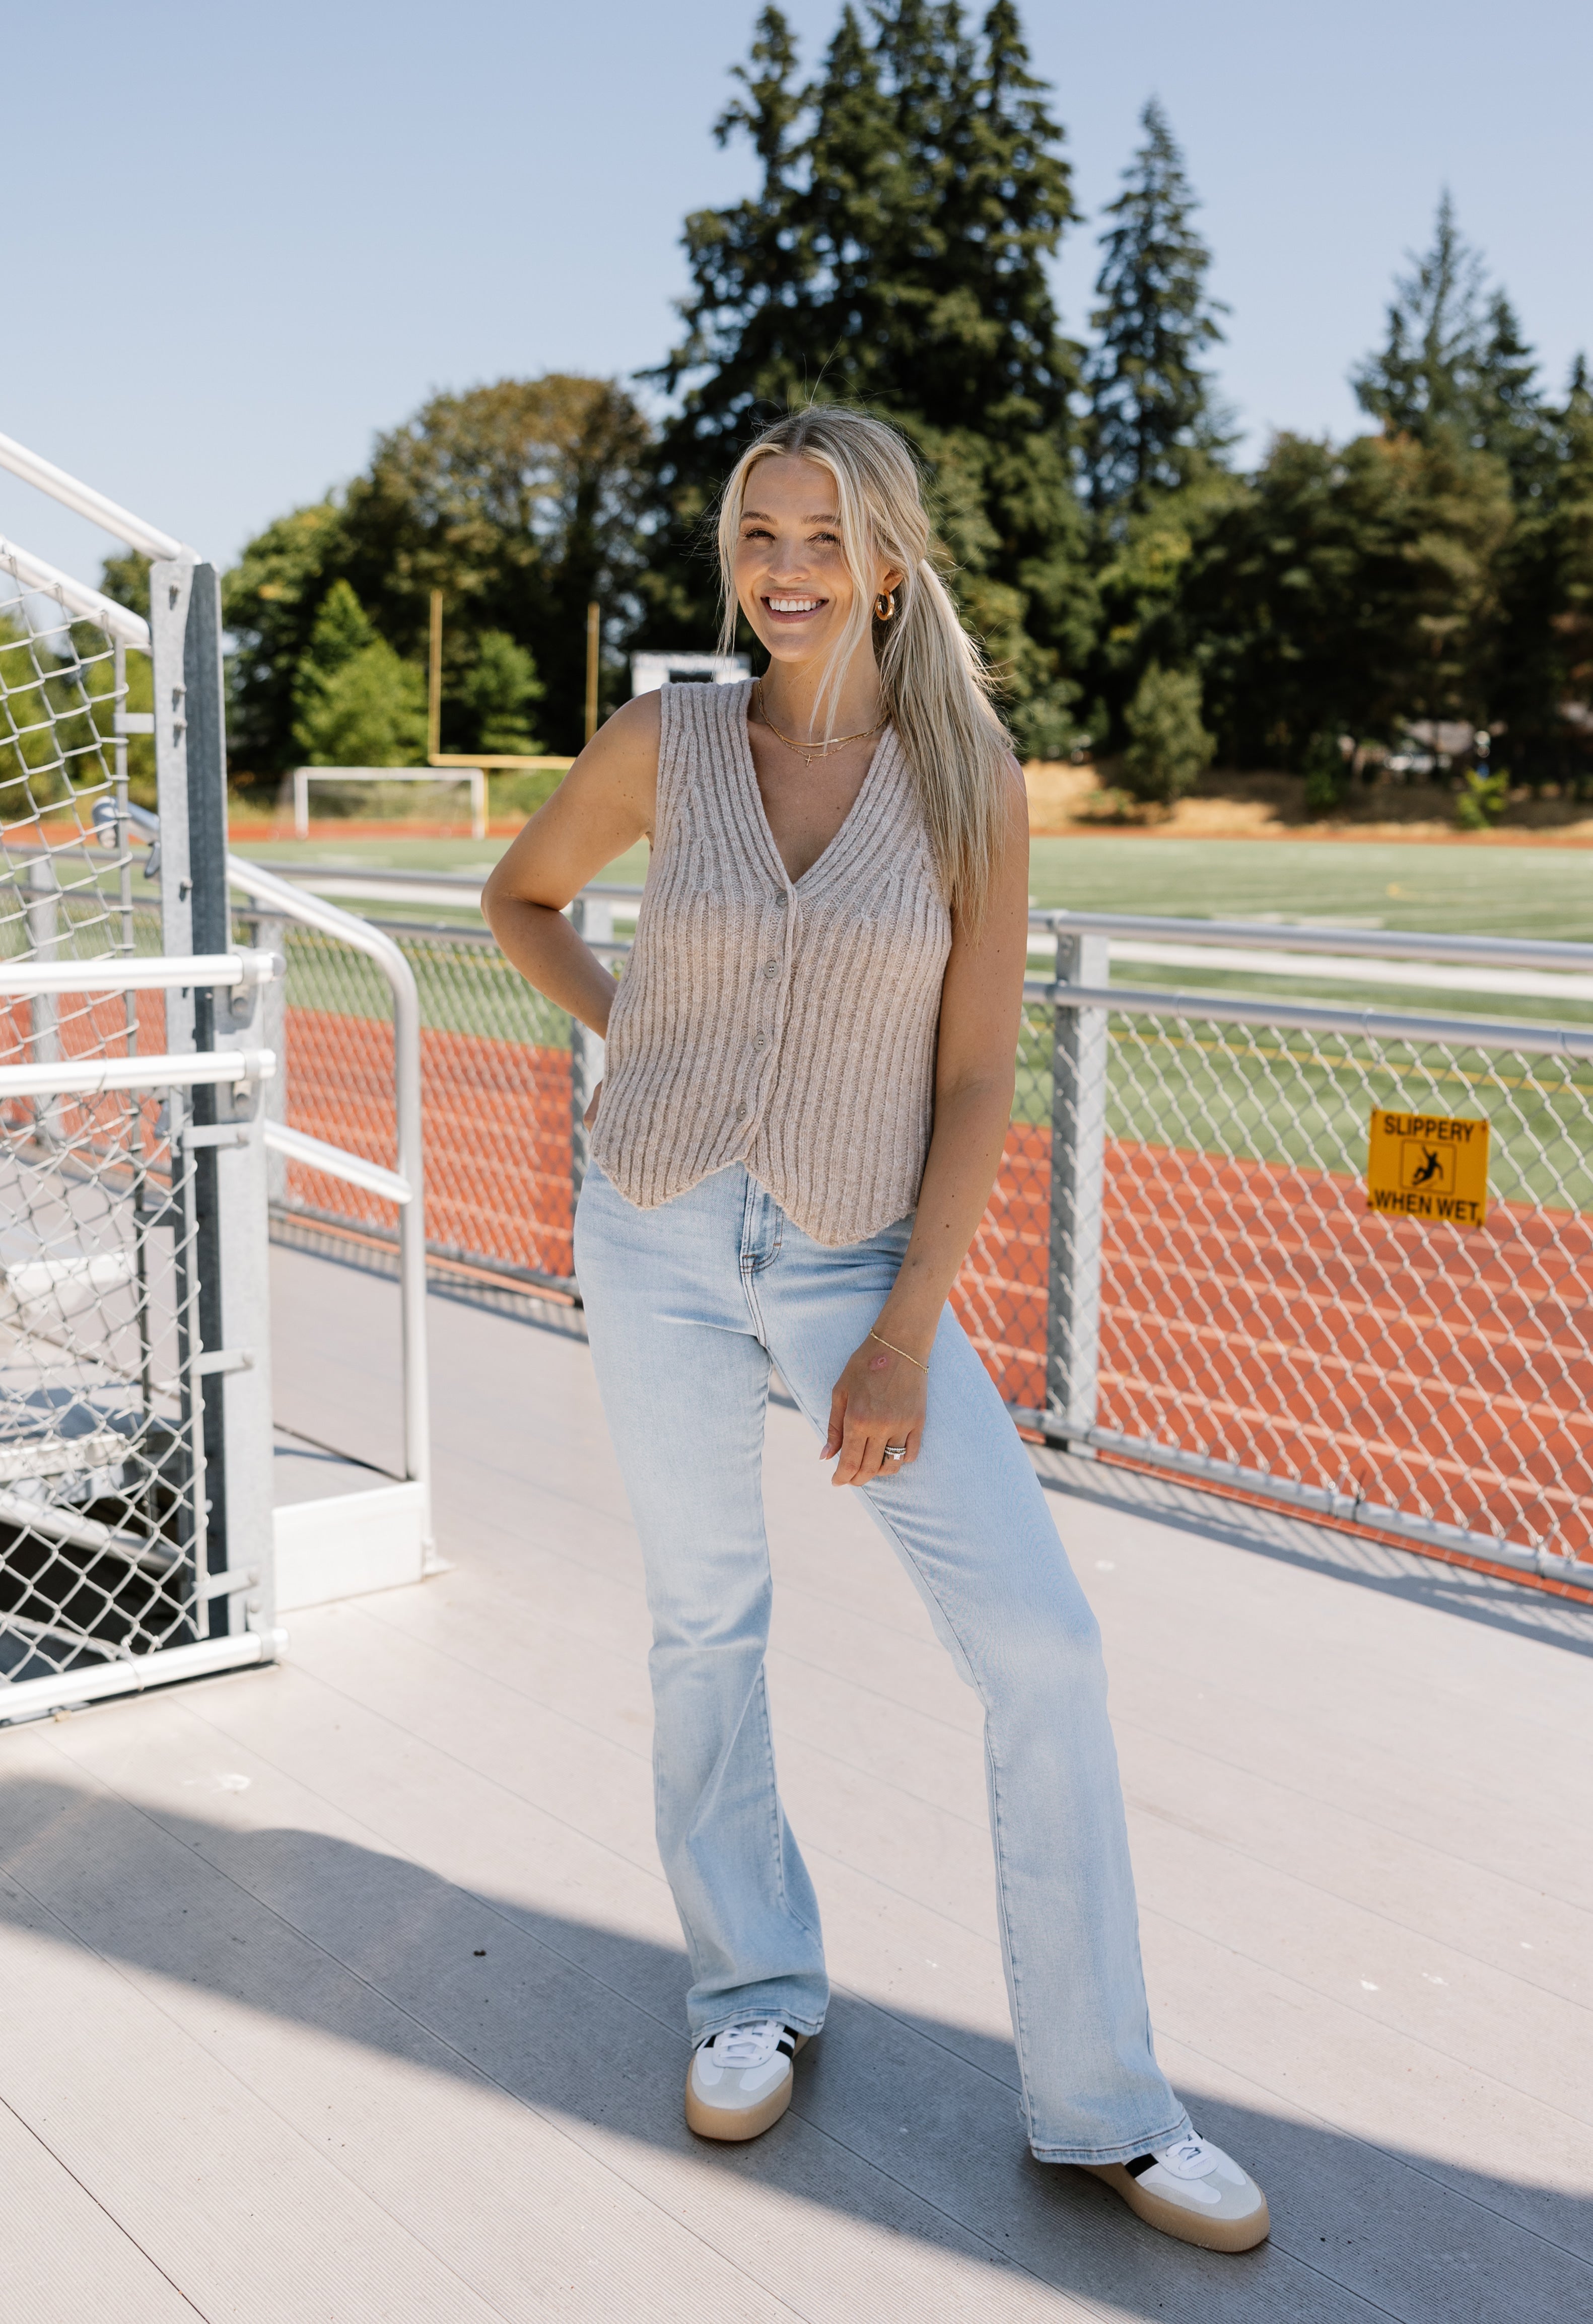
[1366,1109,1490,1227]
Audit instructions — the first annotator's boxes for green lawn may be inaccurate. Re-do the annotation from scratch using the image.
[232,827,1589,942]
[1026,834,1591,942]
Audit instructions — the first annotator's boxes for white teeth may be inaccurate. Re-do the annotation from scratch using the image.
[768,597,820,612]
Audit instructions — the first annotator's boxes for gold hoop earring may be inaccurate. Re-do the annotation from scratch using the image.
[875,590,896,622]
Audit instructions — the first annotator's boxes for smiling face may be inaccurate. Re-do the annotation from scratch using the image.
[732,453,896,677]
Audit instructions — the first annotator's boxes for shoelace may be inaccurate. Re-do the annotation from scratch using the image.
[708,2018,785,2069]
[1155,2133,1216,2177]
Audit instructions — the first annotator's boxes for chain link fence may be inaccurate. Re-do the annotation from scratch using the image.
[0,565,217,1680]
[264,888,1593,1590]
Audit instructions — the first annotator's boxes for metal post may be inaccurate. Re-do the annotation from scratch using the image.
[469,768,486,841]
[150,558,206,1622]
[1046,931,1110,1450]
[25,857,59,1145]
[569,894,610,1201]
[152,558,278,1645]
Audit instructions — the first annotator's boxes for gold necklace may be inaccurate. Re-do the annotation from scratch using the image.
[753,682,886,767]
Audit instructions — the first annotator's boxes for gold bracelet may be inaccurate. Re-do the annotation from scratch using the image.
[870,1328,929,1374]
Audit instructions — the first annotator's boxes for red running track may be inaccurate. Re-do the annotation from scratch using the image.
[249,1010,1593,1570]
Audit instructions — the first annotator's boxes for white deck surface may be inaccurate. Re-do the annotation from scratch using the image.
[1,1239,1589,2322]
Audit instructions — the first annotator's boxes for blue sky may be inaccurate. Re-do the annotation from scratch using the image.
[3,0,1588,591]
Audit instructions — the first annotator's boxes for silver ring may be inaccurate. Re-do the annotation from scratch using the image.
[883,1445,907,1460]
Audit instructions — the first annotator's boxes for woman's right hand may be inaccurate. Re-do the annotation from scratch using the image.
[583,1080,603,1129]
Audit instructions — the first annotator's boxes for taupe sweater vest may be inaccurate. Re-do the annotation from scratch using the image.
[590,677,952,1247]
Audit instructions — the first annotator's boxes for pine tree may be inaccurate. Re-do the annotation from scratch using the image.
[1492,356,1593,786]
[1352,191,1486,439]
[1351,191,1548,484]
[644,1,1094,754]
[1083,98,1227,510]
[1471,290,1549,494]
[291,581,428,768]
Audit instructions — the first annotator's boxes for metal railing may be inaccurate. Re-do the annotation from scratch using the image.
[0,429,439,1717]
[120,807,436,1561]
[263,867,1593,1592]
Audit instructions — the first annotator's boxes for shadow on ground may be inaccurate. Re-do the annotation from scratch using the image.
[0,1769,1585,2323]
[1035,1448,1593,1661]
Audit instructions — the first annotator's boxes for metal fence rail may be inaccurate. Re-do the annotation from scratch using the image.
[257,876,1593,1593]
[0,449,292,1716]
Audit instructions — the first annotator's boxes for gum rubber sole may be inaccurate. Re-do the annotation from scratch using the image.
[1085,2162,1271,2253]
[684,2070,794,2142]
[684,2031,809,2144]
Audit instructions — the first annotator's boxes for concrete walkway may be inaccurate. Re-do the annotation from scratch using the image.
[0,1240,1589,2321]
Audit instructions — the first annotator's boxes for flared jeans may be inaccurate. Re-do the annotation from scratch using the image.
[574,1160,1189,2162]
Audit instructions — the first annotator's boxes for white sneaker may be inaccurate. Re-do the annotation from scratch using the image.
[1086,2130,1270,2252]
[684,2019,808,2142]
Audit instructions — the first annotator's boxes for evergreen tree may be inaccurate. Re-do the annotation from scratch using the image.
[290,580,427,768]
[459,632,543,755]
[1083,98,1228,510]
[1184,426,1512,767]
[1352,191,1485,440]
[644,1,1094,755]
[1351,192,1548,484]
[1472,290,1547,486]
[1120,661,1213,805]
[1492,356,1593,787]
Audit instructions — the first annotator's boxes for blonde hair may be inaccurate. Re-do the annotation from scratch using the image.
[716,406,1013,925]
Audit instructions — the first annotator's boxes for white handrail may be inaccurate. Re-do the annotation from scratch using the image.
[0,1049,275,1101]
[0,536,152,651]
[0,952,280,998]
[0,431,196,563]
[220,846,433,1558]
[262,1120,411,1207]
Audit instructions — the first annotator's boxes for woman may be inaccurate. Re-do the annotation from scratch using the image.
[483,406,1268,2255]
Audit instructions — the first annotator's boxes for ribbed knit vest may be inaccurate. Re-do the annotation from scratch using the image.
[590,677,951,1247]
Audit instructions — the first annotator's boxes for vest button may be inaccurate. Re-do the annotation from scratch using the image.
[775,891,789,907]
[763,959,780,977]
[753,1034,767,1051]
[735,1103,748,1121]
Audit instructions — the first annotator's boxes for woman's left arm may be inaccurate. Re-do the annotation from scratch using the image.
[824,767,1031,1485]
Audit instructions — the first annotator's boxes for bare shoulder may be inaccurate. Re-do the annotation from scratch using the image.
[594,687,662,759]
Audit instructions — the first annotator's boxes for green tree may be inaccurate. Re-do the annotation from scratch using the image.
[459,631,543,755]
[291,580,427,767]
[221,500,353,773]
[1351,192,1550,486]
[1497,358,1593,789]
[1352,191,1486,441]
[224,375,651,770]
[1118,660,1213,805]
[1083,98,1228,511]
[644,1,1095,756]
[1183,426,1512,767]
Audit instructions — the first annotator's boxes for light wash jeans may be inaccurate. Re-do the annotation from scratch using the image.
[574,1160,1190,2163]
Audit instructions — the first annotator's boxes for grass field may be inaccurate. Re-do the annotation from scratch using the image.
[234,828,1589,940]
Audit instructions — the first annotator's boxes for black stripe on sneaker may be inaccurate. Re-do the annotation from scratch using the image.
[776,2038,795,2059]
[1124,2154,1156,2178]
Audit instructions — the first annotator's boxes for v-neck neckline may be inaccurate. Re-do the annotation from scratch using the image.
[734,680,895,894]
